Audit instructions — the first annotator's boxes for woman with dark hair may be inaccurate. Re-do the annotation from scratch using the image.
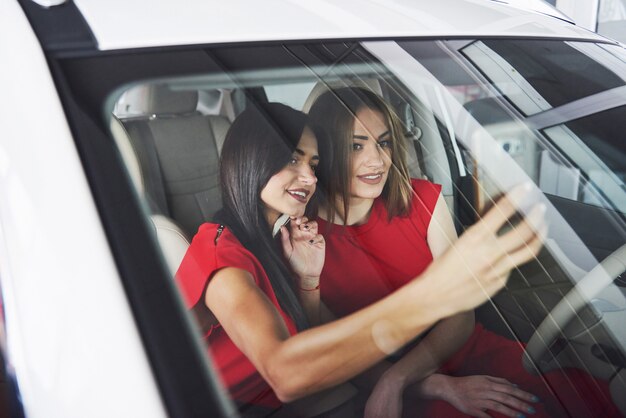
[175,102,545,417]
[308,87,619,418]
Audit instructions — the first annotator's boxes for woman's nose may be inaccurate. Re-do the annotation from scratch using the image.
[364,144,384,168]
[299,166,317,185]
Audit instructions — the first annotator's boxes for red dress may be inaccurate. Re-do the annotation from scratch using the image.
[318,179,619,418]
[176,223,297,413]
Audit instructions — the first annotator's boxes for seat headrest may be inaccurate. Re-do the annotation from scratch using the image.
[115,84,199,117]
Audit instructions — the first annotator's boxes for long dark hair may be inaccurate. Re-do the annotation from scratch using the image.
[308,87,412,225]
[216,103,323,331]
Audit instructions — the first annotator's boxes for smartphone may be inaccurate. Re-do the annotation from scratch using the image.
[272,213,291,237]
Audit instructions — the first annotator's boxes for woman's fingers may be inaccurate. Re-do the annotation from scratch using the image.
[479,400,523,417]
[420,184,546,314]
[470,409,491,418]
[299,220,318,234]
[459,201,547,288]
[291,216,308,226]
[493,383,539,405]
[290,220,320,242]
[489,226,547,279]
[497,204,546,253]
[478,183,533,237]
[279,226,293,255]
[287,220,324,248]
[444,375,538,418]
[467,378,538,416]
[485,376,513,385]
[486,390,535,415]
[310,235,325,248]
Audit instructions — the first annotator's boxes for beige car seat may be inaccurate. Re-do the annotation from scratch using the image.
[111,84,231,275]
[110,115,191,276]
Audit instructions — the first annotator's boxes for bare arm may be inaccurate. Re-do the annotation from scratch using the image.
[376,195,474,389]
[204,266,444,402]
[205,186,546,403]
[363,191,547,418]
[298,288,322,326]
[362,196,475,418]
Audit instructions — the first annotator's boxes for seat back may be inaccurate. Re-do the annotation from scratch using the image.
[115,84,230,237]
[110,115,191,276]
[111,84,231,275]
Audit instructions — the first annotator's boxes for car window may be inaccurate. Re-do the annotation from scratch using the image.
[398,39,626,214]
[464,40,625,114]
[105,39,626,416]
[542,108,626,209]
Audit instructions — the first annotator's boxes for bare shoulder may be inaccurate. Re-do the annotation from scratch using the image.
[205,267,259,308]
[427,194,458,258]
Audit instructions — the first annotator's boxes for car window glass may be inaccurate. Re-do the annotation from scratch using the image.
[399,39,626,213]
[105,39,626,415]
[542,106,626,212]
[462,40,626,115]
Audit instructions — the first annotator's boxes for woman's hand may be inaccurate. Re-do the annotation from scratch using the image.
[421,184,547,318]
[280,216,325,289]
[421,374,539,418]
[364,375,404,418]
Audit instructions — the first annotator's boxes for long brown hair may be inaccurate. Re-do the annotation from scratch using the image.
[308,87,412,224]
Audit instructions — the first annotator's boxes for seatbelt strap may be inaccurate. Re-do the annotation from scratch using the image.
[126,121,170,216]
[400,102,429,180]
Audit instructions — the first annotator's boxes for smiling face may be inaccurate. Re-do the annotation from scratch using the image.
[349,107,393,206]
[260,127,319,226]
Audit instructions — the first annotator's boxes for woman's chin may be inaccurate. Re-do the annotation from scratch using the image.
[292,209,306,218]
[282,207,305,219]
[352,185,385,200]
[353,191,383,201]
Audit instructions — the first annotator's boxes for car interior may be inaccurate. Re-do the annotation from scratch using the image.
[105,39,626,413]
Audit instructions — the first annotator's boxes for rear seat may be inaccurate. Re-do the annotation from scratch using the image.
[111,84,231,274]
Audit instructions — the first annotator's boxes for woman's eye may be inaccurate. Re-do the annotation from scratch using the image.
[352,143,363,151]
[378,140,391,149]
[289,158,298,165]
[310,163,318,171]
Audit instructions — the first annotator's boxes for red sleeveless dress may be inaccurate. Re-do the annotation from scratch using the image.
[176,223,297,413]
[318,179,619,418]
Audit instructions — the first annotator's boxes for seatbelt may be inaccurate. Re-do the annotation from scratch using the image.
[125,120,170,216]
[219,88,236,122]
[400,102,429,180]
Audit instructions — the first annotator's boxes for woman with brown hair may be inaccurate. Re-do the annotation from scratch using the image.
[308,87,619,418]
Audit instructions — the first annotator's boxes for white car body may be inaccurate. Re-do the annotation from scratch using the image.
[72,0,595,50]
[0,1,624,418]
[0,2,166,418]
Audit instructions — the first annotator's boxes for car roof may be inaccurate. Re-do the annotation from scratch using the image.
[486,0,571,21]
[70,0,606,51]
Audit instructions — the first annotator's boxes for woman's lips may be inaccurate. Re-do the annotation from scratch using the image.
[287,189,309,203]
[357,173,384,185]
